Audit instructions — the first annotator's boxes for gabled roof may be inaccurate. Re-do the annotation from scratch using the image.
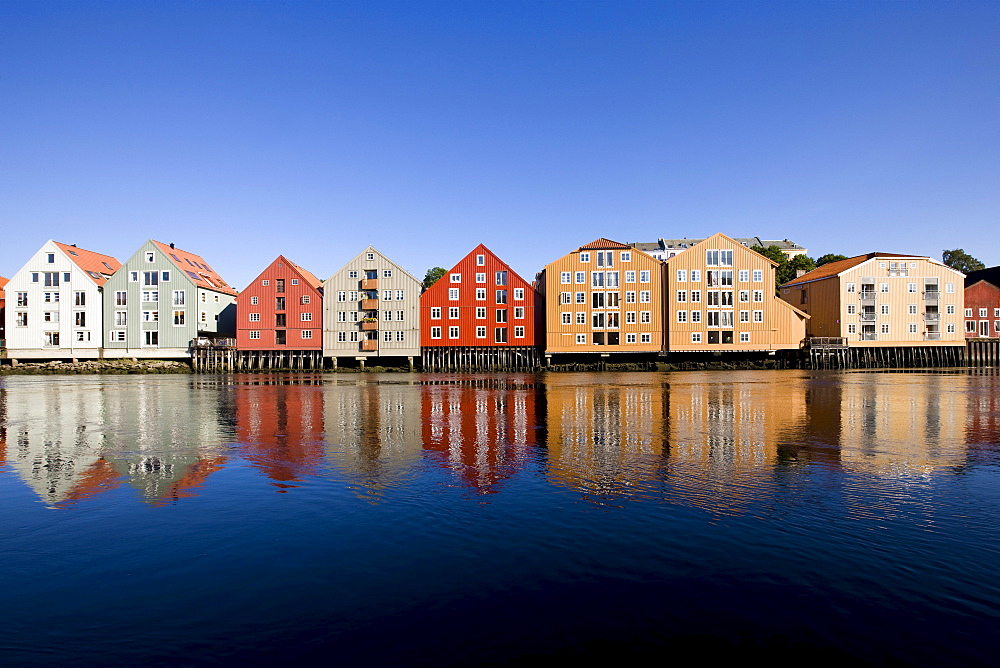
[276,255,323,290]
[780,252,930,288]
[152,240,236,295]
[53,242,121,286]
[325,245,422,285]
[964,266,1000,289]
[579,238,632,250]
[663,232,780,267]
[0,276,8,297]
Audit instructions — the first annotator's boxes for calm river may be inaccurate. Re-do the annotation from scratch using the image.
[1,370,998,665]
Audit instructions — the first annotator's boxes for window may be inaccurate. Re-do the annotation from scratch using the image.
[173,310,185,325]
[496,290,507,304]
[561,313,572,325]
[579,252,590,263]
[691,332,702,343]
[752,270,763,282]
[560,292,571,305]
[145,251,155,263]
[143,331,158,346]
[639,291,650,303]
[676,290,687,303]
[430,307,443,320]
[301,312,313,321]
[739,310,749,323]
[677,310,688,323]
[948,323,957,333]
[142,311,158,322]
[143,271,158,286]
[514,306,525,319]
[966,320,977,333]
[881,324,890,334]
[691,311,701,323]
[946,283,955,294]
[142,291,158,302]
[690,290,701,303]
[965,308,973,317]
[476,288,486,300]
[381,269,391,278]
[366,253,375,261]
[561,272,572,284]
[623,291,635,304]
[275,279,285,293]
[740,332,750,343]
[689,270,700,283]
[515,326,525,338]
[473,306,485,319]
[15,312,27,327]
[477,326,487,338]
[753,290,763,303]
[576,312,586,325]
[43,272,59,287]
[476,273,486,283]
[262,279,270,286]
[847,304,857,315]
[201,312,207,323]
[383,330,393,342]
[449,307,459,319]
[576,292,586,303]
[881,304,890,315]
[74,291,86,306]
[431,326,442,339]
[880,283,889,293]
[738,270,749,282]
[451,273,462,283]
[739,290,749,303]
[576,271,586,284]
[980,308,989,318]
[576,333,587,344]
[676,270,687,282]
[621,251,631,262]
[114,311,127,327]
[640,270,651,283]
[74,312,86,327]
[496,309,508,323]
[753,310,763,323]
[494,327,508,343]
[640,311,651,323]
[706,250,719,266]
[449,326,459,339]
[15,292,27,307]
[476,254,485,266]
[908,323,918,333]
[625,271,636,283]
[946,305,955,315]
[625,333,636,344]
[449,288,459,300]
[514,288,524,300]
[592,271,604,288]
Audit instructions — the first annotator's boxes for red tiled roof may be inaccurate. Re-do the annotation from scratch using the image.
[579,238,632,250]
[780,252,922,288]
[53,242,121,286]
[152,241,237,295]
[282,256,323,290]
[0,276,8,300]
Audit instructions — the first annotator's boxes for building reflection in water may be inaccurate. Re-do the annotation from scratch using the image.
[322,378,424,502]
[420,376,542,494]
[544,374,667,502]
[232,375,326,491]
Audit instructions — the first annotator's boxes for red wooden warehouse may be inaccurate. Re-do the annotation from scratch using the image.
[236,255,324,369]
[964,277,1000,339]
[419,244,542,370]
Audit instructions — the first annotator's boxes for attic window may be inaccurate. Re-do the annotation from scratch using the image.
[186,259,195,266]
[170,254,181,262]
[102,262,113,270]
[202,264,213,272]
[87,271,101,278]
[68,250,79,256]
[185,270,202,281]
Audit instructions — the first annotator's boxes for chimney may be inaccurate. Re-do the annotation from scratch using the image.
[170,243,175,249]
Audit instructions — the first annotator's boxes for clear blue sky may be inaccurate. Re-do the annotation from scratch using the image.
[2,1,998,288]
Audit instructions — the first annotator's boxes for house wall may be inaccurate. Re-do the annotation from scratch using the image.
[322,247,422,359]
[663,234,805,352]
[420,245,539,348]
[781,256,964,345]
[236,257,323,351]
[6,242,108,357]
[542,243,663,354]
[963,280,1000,338]
[103,240,235,357]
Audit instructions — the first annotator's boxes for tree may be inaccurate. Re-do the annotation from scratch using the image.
[816,253,848,267]
[751,245,818,289]
[422,267,447,291]
[942,249,985,273]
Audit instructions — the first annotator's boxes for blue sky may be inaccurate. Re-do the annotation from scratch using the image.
[2,1,997,288]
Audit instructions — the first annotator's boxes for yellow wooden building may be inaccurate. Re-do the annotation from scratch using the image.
[658,233,808,353]
[538,238,665,356]
[779,253,965,346]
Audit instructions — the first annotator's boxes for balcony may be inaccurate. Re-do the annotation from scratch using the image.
[924,332,942,340]
[860,333,877,341]
[361,320,379,331]
[923,290,940,301]
[360,339,378,351]
[361,278,378,290]
[923,313,941,321]
[361,298,378,310]
[859,291,877,301]
[859,313,877,321]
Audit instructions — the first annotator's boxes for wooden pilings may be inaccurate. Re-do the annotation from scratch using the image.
[967,338,1000,367]
[191,349,323,372]
[421,346,541,372]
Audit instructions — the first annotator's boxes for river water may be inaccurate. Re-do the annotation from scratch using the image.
[1,370,998,665]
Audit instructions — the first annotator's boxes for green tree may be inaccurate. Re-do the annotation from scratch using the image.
[422,267,447,291]
[942,249,985,273]
[751,245,818,289]
[815,253,848,267]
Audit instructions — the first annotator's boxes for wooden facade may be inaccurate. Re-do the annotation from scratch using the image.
[322,246,422,365]
[539,238,664,356]
[661,233,808,352]
[103,240,236,358]
[236,255,323,352]
[780,253,965,346]
[963,279,1000,338]
[419,243,541,371]
[5,241,120,360]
